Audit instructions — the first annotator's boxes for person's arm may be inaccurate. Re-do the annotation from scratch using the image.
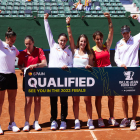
[66,17,76,55]
[132,14,140,42]
[44,13,56,48]
[104,12,113,51]
[28,59,47,70]
[132,14,140,23]
[73,2,77,7]
[18,53,25,72]
[15,47,20,57]
[114,45,127,69]
[85,54,94,68]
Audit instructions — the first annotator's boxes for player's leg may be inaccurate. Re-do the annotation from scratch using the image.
[130,95,139,131]
[108,96,119,126]
[59,96,68,130]
[50,96,58,130]
[95,96,105,127]
[84,96,94,129]
[7,89,20,132]
[33,96,42,131]
[72,96,80,129]
[0,90,5,134]
[120,96,130,128]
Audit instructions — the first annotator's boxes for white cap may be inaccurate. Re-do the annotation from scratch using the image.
[95,6,101,10]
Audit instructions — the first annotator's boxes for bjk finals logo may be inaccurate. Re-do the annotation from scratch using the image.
[119,71,138,92]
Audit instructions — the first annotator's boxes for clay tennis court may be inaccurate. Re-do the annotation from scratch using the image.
[0,70,140,140]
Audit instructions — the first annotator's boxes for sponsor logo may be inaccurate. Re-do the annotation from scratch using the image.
[123,71,134,80]
[119,71,138,92]
[28,72,32,76]
[33,72,45,76]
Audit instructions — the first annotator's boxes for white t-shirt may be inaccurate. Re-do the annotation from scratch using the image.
[44,19,73,68]
[73,49,89,67]
[114,16,140,67]
[0,40,19,74]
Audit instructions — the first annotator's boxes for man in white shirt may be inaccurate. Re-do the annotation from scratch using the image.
[114,14,140,131]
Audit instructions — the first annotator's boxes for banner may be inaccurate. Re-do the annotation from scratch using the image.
[25,67,140,96]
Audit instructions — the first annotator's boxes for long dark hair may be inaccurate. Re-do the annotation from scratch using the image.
[58,33,68,39]
[93,31,103,40]
[5,27,16,38]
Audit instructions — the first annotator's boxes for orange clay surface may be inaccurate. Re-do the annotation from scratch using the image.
[0,70,140,140]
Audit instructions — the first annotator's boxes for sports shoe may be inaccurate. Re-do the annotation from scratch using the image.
[87,119,95,130]
[59,121,67,130]
[23,121,30,132]
[130,120,137,131]
[108,117,119,126]
[74,119,80,130]
[51,120,58,130]
[98,118,105,127]
[8,122,20,132]
[0,125,3,135]
[120,118,130,127]
[33,121,42,131]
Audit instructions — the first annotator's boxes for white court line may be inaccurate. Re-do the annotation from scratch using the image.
[3,128,140,135]
[90,130,97,140]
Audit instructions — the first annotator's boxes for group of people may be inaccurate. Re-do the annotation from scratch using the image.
[0,9,140,135]
[73,0,92,11]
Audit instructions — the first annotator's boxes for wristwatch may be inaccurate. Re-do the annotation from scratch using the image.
[37,63,39,67]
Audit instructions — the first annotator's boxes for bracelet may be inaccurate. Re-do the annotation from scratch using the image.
[36,63,39,67]
[67,25,70,28]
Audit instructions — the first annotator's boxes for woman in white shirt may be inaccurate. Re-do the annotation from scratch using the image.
[0,10,20,135]
[66,17,94,130]
[44,13,73,130]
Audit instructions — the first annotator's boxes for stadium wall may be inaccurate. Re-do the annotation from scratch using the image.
[0,17,140,50]
[1,17,139,67]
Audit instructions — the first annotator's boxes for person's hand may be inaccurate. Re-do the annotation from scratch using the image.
[104,12,110,18]
[121,64,127,70]
[62,65,68,69]
[44,13,49,19]
[29,64,37,70]
[132,14,138,20]
[66,17,71,24]
[85,64,92,69]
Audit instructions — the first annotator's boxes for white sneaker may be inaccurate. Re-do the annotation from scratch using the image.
[23,121,30,132]
[130,120,137,131]
[33,121,42,131]
[8,122,20,132]
[120,118,130,127]
[0,125,3,135]
[74,119,80,130]
[51,120,58,130]
[87,119,95,130]
[108,117,119,126]
[98,118,105,127]
[59,121,66,130]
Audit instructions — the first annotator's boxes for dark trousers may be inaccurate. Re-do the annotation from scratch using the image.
[50,96,68,122]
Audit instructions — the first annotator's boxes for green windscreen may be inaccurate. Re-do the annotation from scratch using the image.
[0,17,139,50]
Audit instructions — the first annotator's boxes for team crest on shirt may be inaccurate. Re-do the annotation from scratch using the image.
[119,43,124,47]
